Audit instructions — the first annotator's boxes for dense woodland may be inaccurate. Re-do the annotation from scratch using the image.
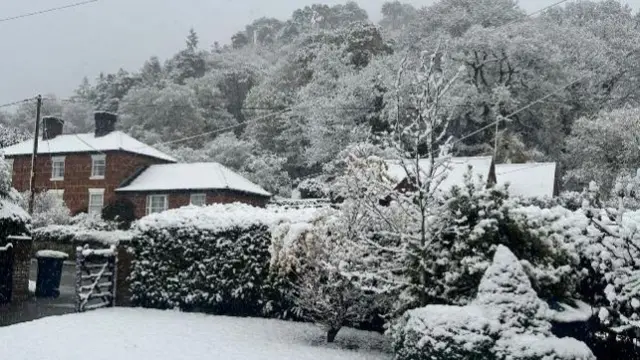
[2,0,640,197]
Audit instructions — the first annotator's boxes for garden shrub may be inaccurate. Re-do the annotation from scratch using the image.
[102,198,136,229]
[129,203,318,318]
[389,246,596,360]
[391,305,499,360]
[420,175,579,305]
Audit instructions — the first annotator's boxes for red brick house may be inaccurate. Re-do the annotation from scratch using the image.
[2,112,271,219]
[115,162,272,218]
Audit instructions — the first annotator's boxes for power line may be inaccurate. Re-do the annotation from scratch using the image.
[495,162,556,175]
[501,0,571,28]
[144,109,290,149]
[0,97,36,109]
[0,0,98,23]
[51,97,468,111]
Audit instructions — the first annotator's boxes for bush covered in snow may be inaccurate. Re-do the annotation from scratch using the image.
[296,177,329,199]
[129,203,319,317]
[424,178,579,304]
[389,246,596,360]
[391,304,498,360]
[270,209,383,341]
[18,190,70,228]
[0,155,30,239]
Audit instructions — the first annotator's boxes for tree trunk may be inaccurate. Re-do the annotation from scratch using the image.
[327,327,341,343]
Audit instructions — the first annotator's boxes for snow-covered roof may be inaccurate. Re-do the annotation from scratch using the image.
[495,163,556,199]
[1,131,176,162]
[386,156,494,191]
[116,162,271,197]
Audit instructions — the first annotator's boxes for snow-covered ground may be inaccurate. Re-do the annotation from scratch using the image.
[0,308,390,360]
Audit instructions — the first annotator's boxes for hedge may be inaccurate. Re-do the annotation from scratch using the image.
[128,204,316,318]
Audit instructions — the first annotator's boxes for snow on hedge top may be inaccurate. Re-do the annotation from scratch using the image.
[33,225,133,245]
[136,203,320,233]
[116,162,271,197]
[2,131,176,162]
[0,198,29,223]
[475,245,550,333]
[386,156,493,191]
[495,162,557,199]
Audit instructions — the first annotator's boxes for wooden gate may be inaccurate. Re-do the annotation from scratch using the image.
[0,242,13,305]
[75,245,117,312]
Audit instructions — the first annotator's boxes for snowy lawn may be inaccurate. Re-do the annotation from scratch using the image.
[0,308,391,360]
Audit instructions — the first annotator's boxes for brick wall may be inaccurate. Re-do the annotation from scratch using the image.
[9,151,170,214]
[115,245,133,307]
[120,190,270,219]
[10,236,32,302]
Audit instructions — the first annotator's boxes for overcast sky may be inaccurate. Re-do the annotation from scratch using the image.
[0,0,637,106]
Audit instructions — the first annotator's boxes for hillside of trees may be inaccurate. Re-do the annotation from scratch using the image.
[2,0,640,197]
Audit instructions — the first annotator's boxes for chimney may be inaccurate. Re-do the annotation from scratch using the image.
[94,111,117,137]
[42,116,64,140]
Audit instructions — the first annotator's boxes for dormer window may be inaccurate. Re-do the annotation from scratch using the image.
[91,154,106,179]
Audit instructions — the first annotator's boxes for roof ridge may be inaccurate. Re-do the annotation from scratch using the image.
[216,163,230,189]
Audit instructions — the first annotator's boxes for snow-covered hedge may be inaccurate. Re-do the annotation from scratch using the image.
[129,203,318,317]
[0,197,30,240]
[389,246,596,360]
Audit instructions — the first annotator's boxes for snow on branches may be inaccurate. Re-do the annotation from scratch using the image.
[390,246,596,360]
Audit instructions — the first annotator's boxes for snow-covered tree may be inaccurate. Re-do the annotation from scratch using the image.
[119,83,235,145]
[281,211,375,342]
[165,29,208,84]
[330,50,466,313]
[565,107,640,194]
[242,152,292,197]
[18,191,70,228]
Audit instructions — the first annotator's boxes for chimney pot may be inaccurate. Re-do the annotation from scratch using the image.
[94,112,117,137]
[42,117,64,140]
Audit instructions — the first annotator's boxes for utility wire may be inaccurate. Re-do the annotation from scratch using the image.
[0,97,36,109]
[51,97,468,111]
[500,0,571,28]
[495,162,556,175]
[144,109,290,149]
[0,0,98,23]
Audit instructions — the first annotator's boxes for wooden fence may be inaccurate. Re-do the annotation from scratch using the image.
[75,245,117,312]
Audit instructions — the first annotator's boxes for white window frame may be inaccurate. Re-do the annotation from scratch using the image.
[51,156,65,181]
[146,194,168,215]
[189,193,206,207]
[90,154,106,180]
[88,188,105,217]
[5,158,13,185]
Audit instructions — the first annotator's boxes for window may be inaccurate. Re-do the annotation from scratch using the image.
[5,158,13,185]
[51,156,65,180]
[190,193,206,206]
[88,189,105,216]
[146,194,168,215]
[91,154,106,179]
